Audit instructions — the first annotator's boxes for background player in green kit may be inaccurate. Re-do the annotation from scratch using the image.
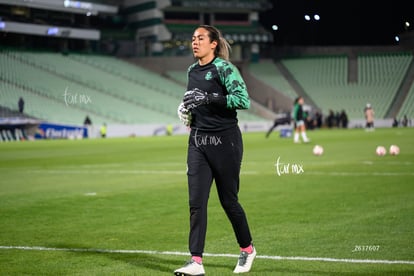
[175,25,256,275]
[292,96,310,143]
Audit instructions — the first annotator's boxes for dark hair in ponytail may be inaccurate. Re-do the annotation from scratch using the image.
[197,25,231,60]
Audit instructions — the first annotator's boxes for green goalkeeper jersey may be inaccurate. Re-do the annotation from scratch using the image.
[186,57,250,131]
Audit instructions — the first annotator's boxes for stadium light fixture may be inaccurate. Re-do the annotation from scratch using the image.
[305,14,320,21]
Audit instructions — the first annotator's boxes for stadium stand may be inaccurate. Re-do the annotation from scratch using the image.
[279,52,413,119]
[0,49,265,127]
[165,70,188,86]
[248,59,297,100]
[68,54,187,99]
[0,49,180,125]
[397,84,414,119]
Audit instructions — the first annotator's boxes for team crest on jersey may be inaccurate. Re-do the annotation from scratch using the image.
[205,71,213,80]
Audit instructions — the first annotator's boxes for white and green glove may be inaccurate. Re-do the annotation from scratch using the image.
[177,102,192,126]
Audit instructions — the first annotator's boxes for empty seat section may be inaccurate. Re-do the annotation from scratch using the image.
[248,60,297,99]
[281,53,412,119]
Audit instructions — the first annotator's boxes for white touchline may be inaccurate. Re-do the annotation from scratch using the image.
[26,169,412,176]
[28,170,258,175]
[0,246,413,265]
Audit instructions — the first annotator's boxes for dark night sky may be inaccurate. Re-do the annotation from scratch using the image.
[259,0,413,46]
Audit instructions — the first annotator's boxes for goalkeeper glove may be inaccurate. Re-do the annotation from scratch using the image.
[177,102,192,126]
[183,88,226,110]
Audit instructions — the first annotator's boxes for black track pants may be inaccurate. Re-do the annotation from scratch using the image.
[186,126,252,257]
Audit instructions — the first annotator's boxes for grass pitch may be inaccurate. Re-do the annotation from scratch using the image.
[0,127,413,275]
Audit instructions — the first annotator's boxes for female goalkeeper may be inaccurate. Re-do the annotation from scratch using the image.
[176,25,256,275]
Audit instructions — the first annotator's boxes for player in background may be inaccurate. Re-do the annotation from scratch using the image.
[265,111,291,138]
[292,96,310,143]
[176,25,256,275]
[364,103,375,131]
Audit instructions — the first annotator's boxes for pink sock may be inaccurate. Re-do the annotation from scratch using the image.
[192,256,202,264]
[241,244,253,254]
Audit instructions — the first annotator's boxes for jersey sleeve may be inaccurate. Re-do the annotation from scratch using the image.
[217,60,250,110]
[292,104,299,121]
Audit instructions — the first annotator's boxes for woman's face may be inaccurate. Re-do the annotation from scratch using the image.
[192,28,217,61]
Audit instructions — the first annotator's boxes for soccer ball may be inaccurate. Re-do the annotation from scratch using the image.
[313,145,324,156]
[389,145,400,155]
[375,146,386,156]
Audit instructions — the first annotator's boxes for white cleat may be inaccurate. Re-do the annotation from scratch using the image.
[233,247,256,274]
[174,259,205,276]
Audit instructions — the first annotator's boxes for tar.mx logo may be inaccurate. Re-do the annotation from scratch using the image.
[63,87,92,106]
[275,156,304,176]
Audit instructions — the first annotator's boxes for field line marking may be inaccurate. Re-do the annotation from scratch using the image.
[26,169,412,176]
[28,170,258,175]
[1,245,413,265]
